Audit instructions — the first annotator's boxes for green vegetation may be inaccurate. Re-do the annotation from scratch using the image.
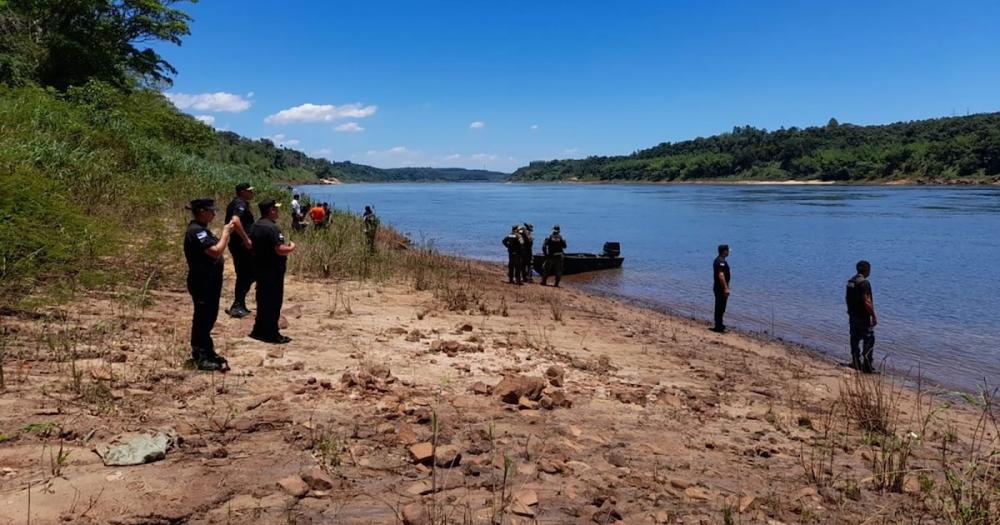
[512,115,1000,183]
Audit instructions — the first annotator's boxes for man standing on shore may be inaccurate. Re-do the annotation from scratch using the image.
[520,224,534,282]
[249,199,296,344]
[541,225,566,287]
[183,198,232,371]
[224,183,255,318]
[290,194,305,232]
[846,260,877,373]
[712,244,731,333]
[502,225,524,284]
[362,205,379,254]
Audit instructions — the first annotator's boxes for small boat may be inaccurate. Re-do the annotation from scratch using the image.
[532,242,624,276]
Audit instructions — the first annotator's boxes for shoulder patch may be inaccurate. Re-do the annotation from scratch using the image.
[196,231,208,239]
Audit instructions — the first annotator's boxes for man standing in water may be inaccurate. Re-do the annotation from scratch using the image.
[183,198,232,371]
[502,225,524,284]
[846,260,877,373]
[712,244,731,333]
[249,199,296,344]
[224,183,255,318]
[541,225,567,287]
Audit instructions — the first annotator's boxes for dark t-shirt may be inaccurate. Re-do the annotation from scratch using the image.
[225,197,255,252]
[846,274,872,319]
[184,221,222,289]
[502,233,522,254]
[543,234,566,255]
[250,218,287,275]
[713,256,731,292]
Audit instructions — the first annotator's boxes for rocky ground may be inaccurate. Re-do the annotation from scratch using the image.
[0,261,994,524]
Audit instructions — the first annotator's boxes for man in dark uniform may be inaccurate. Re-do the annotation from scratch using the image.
[183,198,233,371]
[224,182,255,318]
[249,199,297,344]
[541,225,567,287]
[502,225,524,284]
[362,205,379,254]
[520,224,534,283]
[712,244,731,333]
[846,260,878,373]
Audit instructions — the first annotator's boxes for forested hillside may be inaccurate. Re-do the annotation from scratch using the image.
[512,115,1000,183]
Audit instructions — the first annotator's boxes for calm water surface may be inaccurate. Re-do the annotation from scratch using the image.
[300,183,1000,392]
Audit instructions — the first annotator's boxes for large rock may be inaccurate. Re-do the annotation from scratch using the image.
[276,475,309,498]
[402,503,429,525]
[434,445,462,468]
[96,428,177,466]
[301,467,335,491]
[409,442,434,464]
[494,375,547,404]
[545,365,565,387]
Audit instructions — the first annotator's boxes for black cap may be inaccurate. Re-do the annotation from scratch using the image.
[186,198,217,212]
[259,199,281,215]
[235,182,254,193]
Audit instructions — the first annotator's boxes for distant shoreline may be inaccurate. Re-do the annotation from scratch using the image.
[294,178,1000,187]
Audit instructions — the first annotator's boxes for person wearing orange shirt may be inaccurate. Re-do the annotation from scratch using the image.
[308,203,326,229]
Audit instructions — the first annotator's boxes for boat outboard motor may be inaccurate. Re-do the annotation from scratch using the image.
[602,242,621,257]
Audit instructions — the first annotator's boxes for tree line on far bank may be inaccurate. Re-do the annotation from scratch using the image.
[512,115,1000,183]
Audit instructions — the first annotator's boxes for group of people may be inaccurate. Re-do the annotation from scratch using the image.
[291,194,332,231]
[502,224,567,287]
[712,244,879,374]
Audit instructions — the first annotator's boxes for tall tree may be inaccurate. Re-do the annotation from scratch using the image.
[0,0,193,89]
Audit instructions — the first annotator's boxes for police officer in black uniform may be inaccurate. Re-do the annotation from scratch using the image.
[249,199,296,344]
[520,224,534,283]
[502,225,524,284]
[712,244,731,333]
[183,198,233,371]
[224,182,255,318]
[846,260,878,373]
[541,225,567,287]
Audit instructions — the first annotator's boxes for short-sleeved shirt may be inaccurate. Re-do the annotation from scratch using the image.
[291,199,302,216]
[713,256,731,292]
[225,197,255,251]
[846,274,872,319]
[184,221,222,285]
[543,234,566,255]
[308,206,325,224]
[250,218,287,276]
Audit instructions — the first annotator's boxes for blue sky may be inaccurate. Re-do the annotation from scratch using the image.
[157,0,1000,173]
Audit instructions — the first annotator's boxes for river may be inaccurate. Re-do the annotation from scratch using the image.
[298,182,1000,393]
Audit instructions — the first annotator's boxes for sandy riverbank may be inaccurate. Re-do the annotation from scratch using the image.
[0,258,995,524]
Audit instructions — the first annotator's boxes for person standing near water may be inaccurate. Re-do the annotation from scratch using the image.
[846,260,877,373]
[224,183,255,319]
[520,224,534,282]
[502,225,524,284]
[362,205,379,254]
[712,244,731,333]
[541,225,567,287]
[249,199,296,344]
[183,198,232,371]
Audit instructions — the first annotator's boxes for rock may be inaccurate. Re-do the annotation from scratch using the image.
[538,459,564,474]
[267,348,284,359]
[459,323,474,332]
[739,495,755,512]
[397,423,419,445]
[306,377,317,385]
[96,428,177,466]
[405,330,423,342]
[548,390,572,408]
[277,475,309,498]
[409,442,434,464]
[494,375,547,404]
[518,396,539,410]
[470,381,491,395]
[669,478,690,490]
[402,503,429,525]
[434,445,462,468]
[208,445,228,458]
[278,315,289,329]
[593,500,623,522]
[510,500,536,517]
[683,486,710,501]
[539,395,554,410]
[545,365,565,387]
[90,367,114,382]
[513,489,538,507]
[320,379,332,389]
[655,509,671,523]
[301,467,335,491]
[606,450,628,468]
[369,364,392,379]
[793,486,818,501]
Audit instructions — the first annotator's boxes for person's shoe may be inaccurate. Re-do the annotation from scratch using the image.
[226,302,250,318]
[710,326,726,333]
[192,349,230,372]
[249,332,291,344]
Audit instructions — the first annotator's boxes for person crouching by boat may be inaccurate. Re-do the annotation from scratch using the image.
[520,224,534,283]
[183,198,233,371]
[541,225,567,287]
[502,225,524,284]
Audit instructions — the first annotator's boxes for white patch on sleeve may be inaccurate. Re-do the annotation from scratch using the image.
[196,231,208,240]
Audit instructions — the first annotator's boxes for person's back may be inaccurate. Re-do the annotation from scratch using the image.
[845,260,877,373]
[845,273,870,319]
[308,205,325,227]
[543,232,565,255]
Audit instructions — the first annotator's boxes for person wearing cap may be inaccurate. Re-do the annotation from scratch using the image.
[249,199,296,344]
[224,183,256,318]
[541,225,567,287]
[362,205,379,254]
[520,224,534,283]
[712,244,731,333]
[846,260,877,373]
[502,225,524,284]
[183,198,233,371]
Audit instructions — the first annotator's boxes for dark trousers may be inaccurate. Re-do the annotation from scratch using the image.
[189,278,221,355]
[849,318,875,372]
[252,271,285,337]
[713,291,728,329]
[230,248,255,305]
[542,254,564,285]
[365,231,377,254]
[507,252,523,283]
[521,249,533,280]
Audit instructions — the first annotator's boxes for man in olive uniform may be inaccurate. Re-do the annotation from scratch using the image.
[362,205,379,254]
[502,225,524,284]
[846,260,878,373]
[183,198,233,371]
[712,244,731,333]
[520,224,534,283]
[224,182,255,318]
[541,225,567,287]
[249,199,296,344]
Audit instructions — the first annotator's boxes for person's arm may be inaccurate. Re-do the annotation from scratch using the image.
[203,224,234,259]
[864,291,877,326]
[276,241,296,256]
[229,215,252,249]
[716,269,729,295]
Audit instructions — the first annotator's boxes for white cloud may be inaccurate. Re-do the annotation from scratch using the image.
[335,122,365,133]
[194,115,216,126]
[264,134,300,147]
[265,103,377,124]
[530,124,539,130]
[314,148,333,156]
[445,153,462,161]
[469,121,485,129]
[470,153,498,162]
[387,146,409,154]
[564,147,579,154]
[166,92,252,113]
